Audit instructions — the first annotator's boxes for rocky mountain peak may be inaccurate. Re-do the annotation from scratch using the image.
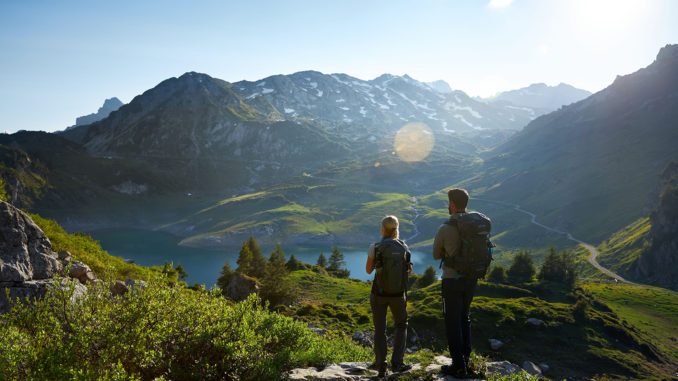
[426,80,453,94]
[656,43,678,64]
[74,97,124,127]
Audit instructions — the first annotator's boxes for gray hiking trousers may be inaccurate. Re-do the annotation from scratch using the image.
[370,292,408,369]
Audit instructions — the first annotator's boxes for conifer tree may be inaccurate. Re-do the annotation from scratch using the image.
[538,247,577,288]
[260,244,297,306]
[328,245,346,271]
[286,252,303,271]
[175,263,188,282]
[415,265,438,288]
[216,260,233,295]
[507,251,535,283]
[247,236,267,278]
[236,242,254,276]
[317,252,328,268]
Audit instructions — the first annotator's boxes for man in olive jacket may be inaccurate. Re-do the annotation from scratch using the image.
[432,188,476,377]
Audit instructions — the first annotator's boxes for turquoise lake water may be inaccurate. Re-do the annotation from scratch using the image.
[89,229,438,287]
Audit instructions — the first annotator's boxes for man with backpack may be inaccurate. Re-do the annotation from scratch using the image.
[433,188,493,378]
[366,215,413,377]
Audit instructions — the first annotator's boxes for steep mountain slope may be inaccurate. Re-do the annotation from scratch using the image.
[0,131,189,226]
[0,144,50,209]
[630,161,678,289]
[61,72,352,192]
[485,83,592,116]
[464,44,678,243]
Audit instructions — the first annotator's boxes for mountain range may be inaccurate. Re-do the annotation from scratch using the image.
[482,83,592,116]
[1,44,676,288]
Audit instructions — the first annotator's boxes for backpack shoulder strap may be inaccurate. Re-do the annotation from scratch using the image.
[393,238,411,263]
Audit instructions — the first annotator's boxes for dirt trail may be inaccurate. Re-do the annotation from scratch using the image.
[474,198,678,296]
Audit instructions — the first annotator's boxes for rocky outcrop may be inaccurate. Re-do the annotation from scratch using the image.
[0,200,93,312]
[633,160,678,290]
[0,200,62,281]
[288,356,529,380]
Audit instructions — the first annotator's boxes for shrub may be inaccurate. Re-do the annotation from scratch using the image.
[487,265,507,283]
[414,265,438,288]
[0,280,370,380]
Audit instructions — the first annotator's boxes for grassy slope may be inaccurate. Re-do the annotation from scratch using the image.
[595,218,650,276]
[286,267,678,380]
[583,282,678,365]
[172,182,416,248]
[30,213,160,281]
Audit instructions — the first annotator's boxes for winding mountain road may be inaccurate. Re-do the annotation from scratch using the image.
[474,198,678,296]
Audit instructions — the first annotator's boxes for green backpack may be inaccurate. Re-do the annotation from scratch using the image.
[442,212,495,278]
[374,238,411,296]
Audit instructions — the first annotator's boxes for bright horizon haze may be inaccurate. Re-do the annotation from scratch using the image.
[1,0,677,134]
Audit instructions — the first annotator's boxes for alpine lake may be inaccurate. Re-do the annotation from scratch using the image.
[89,229,437,287]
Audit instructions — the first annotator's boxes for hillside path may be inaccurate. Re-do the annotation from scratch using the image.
[474,198,678,296]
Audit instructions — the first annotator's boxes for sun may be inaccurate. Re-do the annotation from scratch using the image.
[571,0,648,38]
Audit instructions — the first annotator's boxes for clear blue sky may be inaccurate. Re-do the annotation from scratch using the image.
[1,0,676,133]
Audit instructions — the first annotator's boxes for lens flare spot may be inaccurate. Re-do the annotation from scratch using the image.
[394,122,434,162]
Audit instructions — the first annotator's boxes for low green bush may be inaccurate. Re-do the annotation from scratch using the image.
[0,280,370,380]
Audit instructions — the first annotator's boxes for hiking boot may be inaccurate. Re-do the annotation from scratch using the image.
[391,363,413,373]
[368,362,387,378]
[441,364,468,378]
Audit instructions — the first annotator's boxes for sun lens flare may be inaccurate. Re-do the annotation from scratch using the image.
[394,122,434,162]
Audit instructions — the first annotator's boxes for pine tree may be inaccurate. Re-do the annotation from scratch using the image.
[317,252,328,268]
[507,251,535,283]
[216,260,233,295]
[175,263,189,282]
[236,242,254,276]
[286,252,303,271]
[328,245,346,271]
[247,236,267,279]
[415,265,438,288]
[538,247,577,288]
[260,244,297,306]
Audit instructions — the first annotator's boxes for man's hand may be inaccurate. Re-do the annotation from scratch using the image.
[408,262,413,275]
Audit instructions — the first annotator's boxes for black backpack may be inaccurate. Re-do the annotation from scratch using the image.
[441,212,495,278]
[374,238,411,296]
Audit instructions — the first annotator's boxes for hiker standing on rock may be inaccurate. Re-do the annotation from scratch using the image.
[433,188,494,378]
[366,215,413,377]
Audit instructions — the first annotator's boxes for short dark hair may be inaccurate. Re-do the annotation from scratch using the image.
[448,188,469,211]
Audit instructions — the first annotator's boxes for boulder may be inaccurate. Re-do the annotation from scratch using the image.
[1,278,87,313]
[0,200,61,282]
[110,280,128,296]
[57,250,72,262]
[288,362,377,380]
[522,361,542,376]
[486,361,523,377]
[352,330,374,347]
[224,272,259,301]
[489,338,504,350]
[69,261,96,284]
[525,317,545,326]
[68,261,91,279]
[125,279,147,293]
